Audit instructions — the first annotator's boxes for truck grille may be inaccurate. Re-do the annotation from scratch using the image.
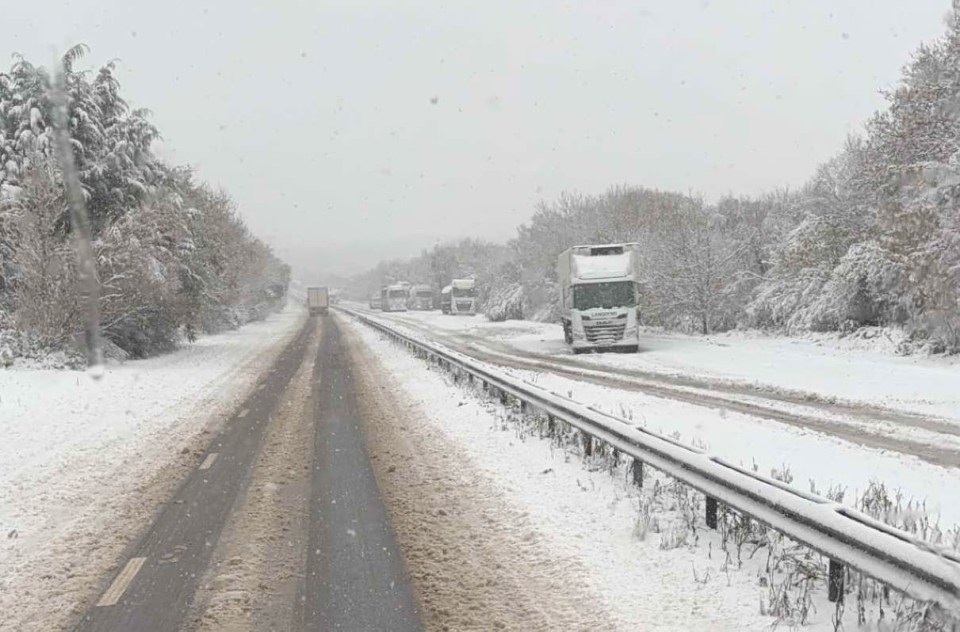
[455,301,473,311]
[584,321,626,344]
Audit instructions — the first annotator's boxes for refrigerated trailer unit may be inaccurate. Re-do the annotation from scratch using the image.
[557,244,641,353]
[306,286,330,316]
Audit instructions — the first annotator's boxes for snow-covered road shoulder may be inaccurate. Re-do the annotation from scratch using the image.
[0,304,305,632]
[342,314,960,630]
[343,316,771,631]
[361,305,960,423]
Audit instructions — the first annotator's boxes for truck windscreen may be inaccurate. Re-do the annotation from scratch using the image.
[389,290,406,298]
[573,281,635,310]
[452,287,475,298]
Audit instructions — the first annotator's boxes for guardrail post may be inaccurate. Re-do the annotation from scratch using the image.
[583,432,593,458]
[705,497,718,529]
[519,400,527,416]
[499,390,509,406]
[547,415,556,438]
[631,458,643,487]
[828,560,844,603]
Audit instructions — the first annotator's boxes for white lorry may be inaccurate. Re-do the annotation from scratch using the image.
[441,278,476,315]
[557,244,641,353]
[381,284,409,312]
[306,286,330,316]
[408,284,434,310]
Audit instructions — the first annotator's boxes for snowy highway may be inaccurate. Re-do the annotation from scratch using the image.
[67,317,424,632]
[351,304,960,524]
[3,305,960,631]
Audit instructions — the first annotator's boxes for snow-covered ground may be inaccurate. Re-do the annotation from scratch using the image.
[357,305,960,423]
[0,304,305,631]
[345,316,912,631]
[346,306,960,539]
[508,365,960,528]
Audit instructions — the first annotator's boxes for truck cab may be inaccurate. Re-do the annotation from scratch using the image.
[558,244,641,353]
[448,279,477,315]
[381,284,409,312]
[408,284,434,310]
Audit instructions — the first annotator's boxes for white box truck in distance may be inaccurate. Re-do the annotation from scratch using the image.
[307,286,329,315]
[558,244,641,353]
[381,284,409,312]
[447,279,477,315]
[409,284,434,310]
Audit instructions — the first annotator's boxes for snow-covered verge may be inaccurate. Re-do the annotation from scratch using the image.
[500,362,960,530]
[0,304,305,632]
[354,307,960,532]
[346,317,958,630]
[359,306,960,423]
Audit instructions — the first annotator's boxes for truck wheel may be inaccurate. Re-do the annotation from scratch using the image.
[562,322,573,344]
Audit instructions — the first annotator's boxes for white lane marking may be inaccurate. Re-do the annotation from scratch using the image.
[199,453,218,470]
[96,556,146,607]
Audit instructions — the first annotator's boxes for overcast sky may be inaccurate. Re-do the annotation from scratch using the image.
[6,0,951,279]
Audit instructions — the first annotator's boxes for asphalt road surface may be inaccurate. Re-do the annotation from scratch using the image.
[298,317,422,630]
[74,316,422,632]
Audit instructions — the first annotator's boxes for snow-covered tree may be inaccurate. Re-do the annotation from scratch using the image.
[0,47,290,361]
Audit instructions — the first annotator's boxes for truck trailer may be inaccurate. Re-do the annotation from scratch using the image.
[557,244,641,353]
[440,285,452,314]
[306,286,330,316]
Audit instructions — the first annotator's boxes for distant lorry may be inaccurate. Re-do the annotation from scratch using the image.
[369,293,382,310]
[381,284,409,312]
[441,278,477,315]
[408,284,434,310]
[306,286,330,316]
[440,285,452,314]
[557,244,641,353]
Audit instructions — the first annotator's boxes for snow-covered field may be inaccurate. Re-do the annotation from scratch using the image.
[359,305,960,423]
[345,316,907,631]
[347,306,960,543]
[508,364,960,527]
[0,305,305,630]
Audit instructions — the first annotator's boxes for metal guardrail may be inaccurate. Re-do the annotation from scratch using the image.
[342,307,960,613]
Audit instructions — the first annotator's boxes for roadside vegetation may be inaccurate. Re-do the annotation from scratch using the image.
[363,9,960,354]
[0,46,289,365]
[413,332,960,631]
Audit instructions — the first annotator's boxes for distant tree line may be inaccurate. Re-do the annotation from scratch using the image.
[0,45,289,363]
[361,9,960,353]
